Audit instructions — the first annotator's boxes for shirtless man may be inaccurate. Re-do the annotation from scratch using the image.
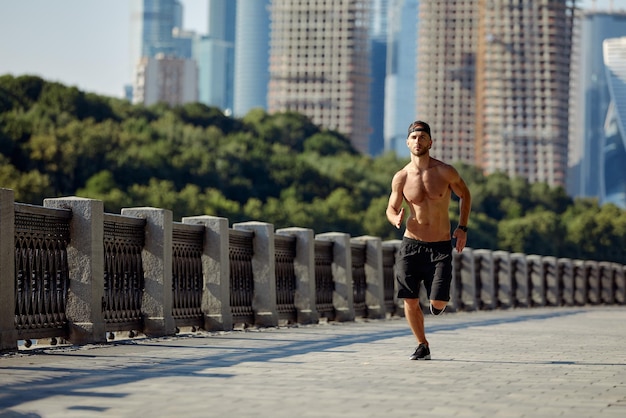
[386,121,471,360]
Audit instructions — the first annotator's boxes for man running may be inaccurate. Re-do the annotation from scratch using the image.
[386,121,472,360]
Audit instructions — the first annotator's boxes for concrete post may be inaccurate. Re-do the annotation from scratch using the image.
[527,255,545,307]
[585,260,600,305]
[121,207,176,337]
[0,189,17,352]
[558,258,575,306]
[277,227,319,325]
[183,215,232,331]
[352,236,386,319]
[573,259,587,306]
[457,248,477,311]
[234,221,278,327]
[493,250,513,309]
[599,261,615,305]
[44,197,106,345]
[474,249,496,310]
[543,256,559,306]
[383,239,403,316]
[315,232,354,322]
[511,253,530,307]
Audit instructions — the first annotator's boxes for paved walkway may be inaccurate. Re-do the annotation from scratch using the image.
[1,306,625,418]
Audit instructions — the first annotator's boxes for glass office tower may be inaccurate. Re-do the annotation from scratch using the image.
[233,0,271,117]
[601,36,626,208]
[573,12,626,205]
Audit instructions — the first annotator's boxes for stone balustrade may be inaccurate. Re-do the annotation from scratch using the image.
[0,188,624,353]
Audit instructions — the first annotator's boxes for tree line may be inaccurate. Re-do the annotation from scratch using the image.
[1,74,625,264]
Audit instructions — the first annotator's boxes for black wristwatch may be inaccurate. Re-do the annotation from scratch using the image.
[457,225,468,232]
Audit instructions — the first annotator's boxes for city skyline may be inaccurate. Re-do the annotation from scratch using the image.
[0,0,619,100]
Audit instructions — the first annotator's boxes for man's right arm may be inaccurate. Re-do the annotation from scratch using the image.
[386,171,406,229]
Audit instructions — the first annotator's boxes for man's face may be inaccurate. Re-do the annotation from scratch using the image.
[407,130,432,156]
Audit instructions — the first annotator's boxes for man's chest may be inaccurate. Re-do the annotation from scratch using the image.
[403,173,450,203]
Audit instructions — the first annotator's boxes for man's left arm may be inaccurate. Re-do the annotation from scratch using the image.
[449,170,472,252]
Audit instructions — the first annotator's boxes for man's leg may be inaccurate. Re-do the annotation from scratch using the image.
[404,298,427,345]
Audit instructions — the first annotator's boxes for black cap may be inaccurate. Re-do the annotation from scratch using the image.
[407,121,431,137]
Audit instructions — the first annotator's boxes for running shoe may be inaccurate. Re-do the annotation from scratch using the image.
[430,304,446,315]
[409,343,431,360]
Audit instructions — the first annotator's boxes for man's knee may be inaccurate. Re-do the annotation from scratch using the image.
[403,298,420,309]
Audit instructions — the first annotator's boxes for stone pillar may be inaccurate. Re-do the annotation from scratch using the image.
[543,256,559,306]
[183,215,232,331]
[527,255,545,307]
[234,221,278,327]
[573,259,587,306]
[511,253,530,307]
[585,260,600,305]
[493,250,513,309]
[599,261,616,305]
[474,249,496,310]
[352,236,386,319]
[0,189,17,352]
[457,248,478,311]
[121,207,176,337]
[383,239,403,316]
[315,232,354,322]
[558,258,575,306]
[44,197,106,345]
[277,227,319,325]
[617,264,626,305]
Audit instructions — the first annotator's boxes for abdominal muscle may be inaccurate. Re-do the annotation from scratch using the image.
[404,201,451,242]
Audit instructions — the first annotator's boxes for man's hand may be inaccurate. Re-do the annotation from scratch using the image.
[453,227,467,252]
[393,207,405,229]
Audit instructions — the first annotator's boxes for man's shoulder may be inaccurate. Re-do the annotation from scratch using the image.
[391,166,410,185]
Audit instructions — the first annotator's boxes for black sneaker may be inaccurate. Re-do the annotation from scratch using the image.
[409,343,431,360]
[430,304,447,316]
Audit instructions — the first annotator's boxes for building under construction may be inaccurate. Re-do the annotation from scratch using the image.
[417,0,577,188]
[267,0,371,154]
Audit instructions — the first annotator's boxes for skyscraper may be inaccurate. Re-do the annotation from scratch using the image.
[133,54,198,106]
[600,36,626,208]
[268,0,372,154]
[369,0,389,156]
[233,0,271,117]
[570,11,626,204]
[130,0,184,70]
[384,0,418,157]
[194,0,237,112]
[130,0,197,105]
[417,0,577,188]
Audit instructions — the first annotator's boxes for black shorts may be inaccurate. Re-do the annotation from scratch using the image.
[396,237,453,301]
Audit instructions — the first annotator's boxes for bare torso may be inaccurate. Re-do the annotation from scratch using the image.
[400,159,453,242]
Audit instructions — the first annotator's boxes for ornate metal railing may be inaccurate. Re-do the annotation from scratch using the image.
[382,245,396,314]
[229,229,254,324]
[14,203,71,341]
[102,213,145,332]
[275,234,297,322]
[351,242,367,317]
[314,240,334,319]
[172,222,204,328]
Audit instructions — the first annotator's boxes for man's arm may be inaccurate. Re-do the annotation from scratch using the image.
[447,167,472,252]
[386,171,406,229]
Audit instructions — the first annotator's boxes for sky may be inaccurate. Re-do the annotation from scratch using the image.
[0,0,623,99]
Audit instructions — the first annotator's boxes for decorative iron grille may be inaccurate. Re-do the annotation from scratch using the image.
[229,229,254,324]
[103,214,145,331]
[14,204,71,339]
[351,242,367,317]
[275,234,297,322]
[314,240,334,319]
[172,223,204,327]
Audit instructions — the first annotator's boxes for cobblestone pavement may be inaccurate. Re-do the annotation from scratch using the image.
[1,306,625,418]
